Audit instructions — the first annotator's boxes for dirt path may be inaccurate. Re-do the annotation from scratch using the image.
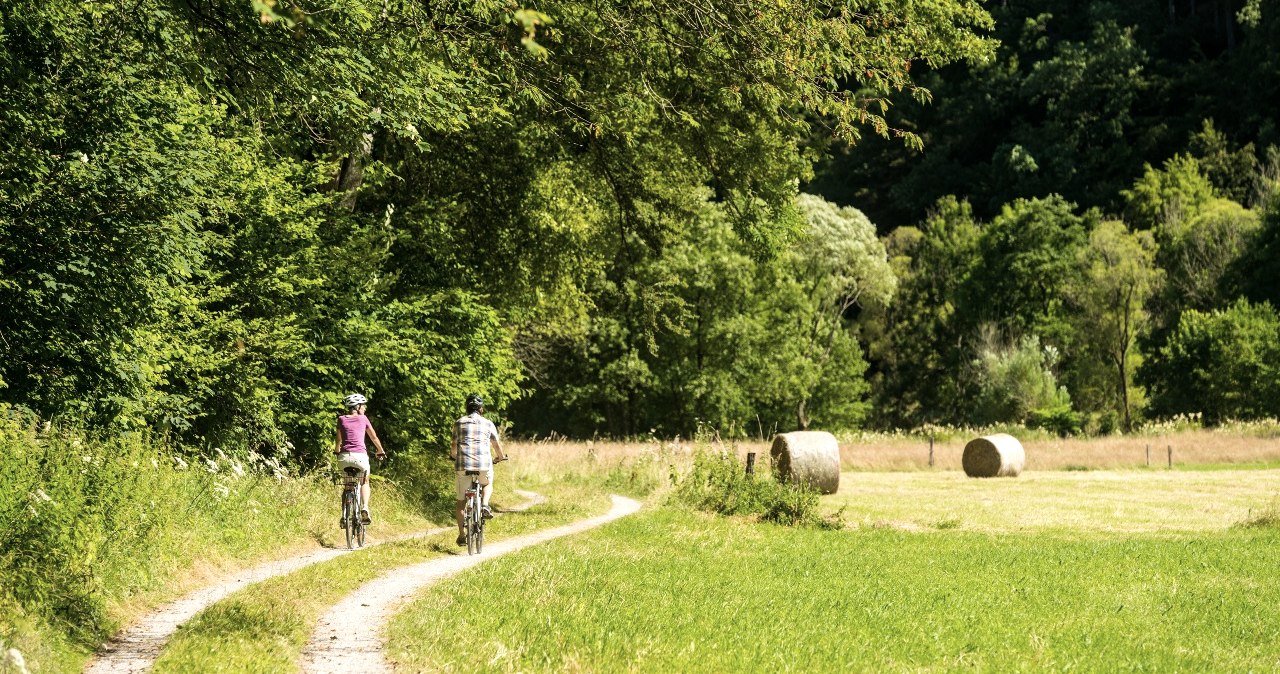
[83,491,545,674]
[301,494,642,674]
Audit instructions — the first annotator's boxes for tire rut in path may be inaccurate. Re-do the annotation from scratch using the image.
[302,494,642,674]
[83,491,545,674]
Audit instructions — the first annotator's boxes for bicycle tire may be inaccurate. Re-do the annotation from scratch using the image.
[344,491,355,550]
[356,517,366,547]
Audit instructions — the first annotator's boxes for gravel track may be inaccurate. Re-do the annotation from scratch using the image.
[83,491,546,674]
[301,494,642,674]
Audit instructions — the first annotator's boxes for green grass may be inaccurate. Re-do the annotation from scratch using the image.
[150,483,612,673]
[387,506,1280,673]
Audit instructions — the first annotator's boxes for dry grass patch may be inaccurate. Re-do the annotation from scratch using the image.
[828,469,1280,533]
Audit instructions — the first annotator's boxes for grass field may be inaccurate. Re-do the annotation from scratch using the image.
[387,505,1280,673]
[829,469,1280,533]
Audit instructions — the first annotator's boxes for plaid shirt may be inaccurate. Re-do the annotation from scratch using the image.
[453,413,498,471]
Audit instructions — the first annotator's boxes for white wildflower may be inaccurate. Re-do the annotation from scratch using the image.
[173,456,189,470]
[151,458,159,469]
[82,455,92,463]
[72,439,83,448]
[34,489,52,503]
[230,461,245,477]
[212,482,231,499]
[214,447,227,460]
[204,458,220,473]
[77,152,89,163]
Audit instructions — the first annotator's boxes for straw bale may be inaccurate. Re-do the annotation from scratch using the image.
[962,433,1026,478]
[770,431,840,494]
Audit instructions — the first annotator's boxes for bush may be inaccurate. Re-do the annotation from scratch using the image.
[1147,299,1280,424]
[669,448,839,528]
[1028,403,1083,437]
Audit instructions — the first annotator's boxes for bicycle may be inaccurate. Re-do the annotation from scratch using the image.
[461,470,485,555]
[340,466,367,549]
[461,455,507,555]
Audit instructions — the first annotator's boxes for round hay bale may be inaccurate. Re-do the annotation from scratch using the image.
[770,431,840,494]
[962,434,1026,478]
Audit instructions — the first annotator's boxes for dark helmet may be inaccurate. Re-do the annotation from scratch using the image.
[465,394,484,413]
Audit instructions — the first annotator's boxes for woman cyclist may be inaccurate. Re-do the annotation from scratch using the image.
[335,393,387,525]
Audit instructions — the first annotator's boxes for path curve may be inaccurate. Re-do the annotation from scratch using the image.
[84,491,545,674]
[302,494,642,674]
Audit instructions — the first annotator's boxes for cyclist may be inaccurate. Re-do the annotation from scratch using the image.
[335,393,387,526]
[451,393,507,546]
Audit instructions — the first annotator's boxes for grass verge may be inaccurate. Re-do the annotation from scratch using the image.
[387,507,1280,673]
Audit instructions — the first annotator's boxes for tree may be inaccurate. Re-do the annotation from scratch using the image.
[1071,221,1162,430]
[865,196,981,427]
[752,195,895,430]
[1148,299,1280,424]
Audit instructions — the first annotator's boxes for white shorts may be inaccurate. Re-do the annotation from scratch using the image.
[337,452,371,481]
[455,468,492,499]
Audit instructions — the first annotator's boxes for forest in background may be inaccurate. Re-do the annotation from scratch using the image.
[2,0,1279,465]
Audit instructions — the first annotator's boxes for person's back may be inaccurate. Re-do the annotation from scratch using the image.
[450,394,506,545]
[453,411,497,472]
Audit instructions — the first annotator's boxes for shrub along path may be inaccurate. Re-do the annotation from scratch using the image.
[83,491,546,674]
[301,494,642,674]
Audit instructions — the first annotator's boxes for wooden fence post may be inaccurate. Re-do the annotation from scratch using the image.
[1167,445,1173,469]
[929,435,935,468]
[746,452,756,476]
[1146,444,1150,467]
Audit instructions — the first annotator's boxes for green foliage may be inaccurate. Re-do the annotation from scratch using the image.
[515,194,889,437]
[669,448,836,528]
[1124,154,1217,232]
[970,331,1072,427]
[1148,299,1280,424]
[1069,220,1162,430]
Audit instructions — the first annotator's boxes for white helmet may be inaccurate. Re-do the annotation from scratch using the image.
[343,393,368,408]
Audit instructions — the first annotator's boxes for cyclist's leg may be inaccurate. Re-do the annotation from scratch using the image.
[454,471,468,544]
[480,467,494,507]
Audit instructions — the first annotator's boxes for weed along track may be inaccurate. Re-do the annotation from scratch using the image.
[83,491,546,674]
[301,494,642,674]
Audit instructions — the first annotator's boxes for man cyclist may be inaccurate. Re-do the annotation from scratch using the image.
[335,393,386,526]
[451,393,507,546]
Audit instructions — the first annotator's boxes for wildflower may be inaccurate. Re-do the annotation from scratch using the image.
[82,455,92,463]
[174,456,189,470]
[34,489,52,503]
[205,458,220,473]
[230,461,246,477]
[212,482,231,499]
[151,458,159,469]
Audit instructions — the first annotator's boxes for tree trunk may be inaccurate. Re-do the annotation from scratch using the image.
[333,131,374,211]
[796,398,809,431]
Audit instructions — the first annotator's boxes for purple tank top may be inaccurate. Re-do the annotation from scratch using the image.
[338,415,370,453]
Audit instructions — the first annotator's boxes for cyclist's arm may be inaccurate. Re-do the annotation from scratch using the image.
[491,426,507,462]
[334,425,342,455]
[450,423,459,463]
[365,422,386,459]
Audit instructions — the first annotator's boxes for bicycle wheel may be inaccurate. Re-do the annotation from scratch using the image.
[475,516,484,554]
[356,515,366,547]
[344,491,356,550]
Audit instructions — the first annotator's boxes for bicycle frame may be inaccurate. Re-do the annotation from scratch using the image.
[342,466,366,549]
[462,473,485,555]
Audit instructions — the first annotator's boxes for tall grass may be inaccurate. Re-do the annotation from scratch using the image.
[0,412,435,672]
